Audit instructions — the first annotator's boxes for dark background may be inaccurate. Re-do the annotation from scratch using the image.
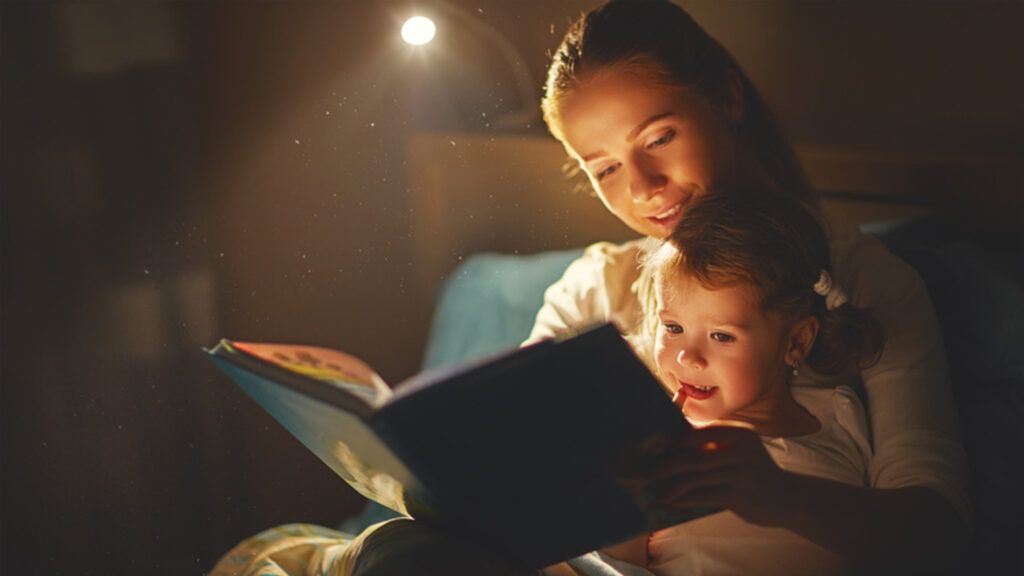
[2,1,1021,574]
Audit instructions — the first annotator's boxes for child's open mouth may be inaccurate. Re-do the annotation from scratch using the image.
[679,381,717,400]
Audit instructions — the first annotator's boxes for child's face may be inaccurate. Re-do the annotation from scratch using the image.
[653,273,792,425]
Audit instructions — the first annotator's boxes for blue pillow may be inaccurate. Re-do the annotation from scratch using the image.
[861,219,1024,394]
[422,249,584,370]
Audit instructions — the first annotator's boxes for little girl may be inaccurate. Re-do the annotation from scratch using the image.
[603,190,885,576]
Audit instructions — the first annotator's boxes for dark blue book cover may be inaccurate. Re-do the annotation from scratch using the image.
[207,323,710,568]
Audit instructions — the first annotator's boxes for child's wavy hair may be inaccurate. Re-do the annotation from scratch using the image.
[640,191,884,376]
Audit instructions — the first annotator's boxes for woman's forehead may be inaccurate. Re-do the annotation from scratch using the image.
[558,71,701,155]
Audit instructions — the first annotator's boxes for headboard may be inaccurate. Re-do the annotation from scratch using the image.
[406,131,999,289]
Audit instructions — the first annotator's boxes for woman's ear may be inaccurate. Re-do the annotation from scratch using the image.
[784,315,819,368]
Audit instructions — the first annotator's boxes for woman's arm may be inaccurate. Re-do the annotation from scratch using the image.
[744,230,974,571]
[779,472,968,572]
[835,232,973,527]
[647,426,968,572]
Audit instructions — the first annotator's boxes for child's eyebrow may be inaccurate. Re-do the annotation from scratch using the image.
[707,318,751,331]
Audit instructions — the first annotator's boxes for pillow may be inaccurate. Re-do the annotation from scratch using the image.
[422,249,584,370]
[861,219,1024,396]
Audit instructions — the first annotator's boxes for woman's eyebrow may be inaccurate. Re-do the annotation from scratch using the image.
[580,111,675,162]
[627,112,674,141]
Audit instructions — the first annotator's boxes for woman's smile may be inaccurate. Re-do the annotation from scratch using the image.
[555,70,735,238]
[644,192,695,234]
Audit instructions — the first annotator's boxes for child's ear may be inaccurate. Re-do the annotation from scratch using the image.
[784,316,820,368]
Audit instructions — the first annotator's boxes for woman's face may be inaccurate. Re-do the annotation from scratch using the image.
[557,69,738,238]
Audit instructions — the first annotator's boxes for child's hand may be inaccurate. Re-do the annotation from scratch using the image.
[637,425,794,527]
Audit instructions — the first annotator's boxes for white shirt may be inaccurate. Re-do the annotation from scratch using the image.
[527,226,972,531]
[645,386,871,576]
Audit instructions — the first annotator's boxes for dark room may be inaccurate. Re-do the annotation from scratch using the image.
[2,1,1022,574]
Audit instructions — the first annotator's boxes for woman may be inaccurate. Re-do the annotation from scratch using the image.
[212,1,970,574]
[532,0,969,572]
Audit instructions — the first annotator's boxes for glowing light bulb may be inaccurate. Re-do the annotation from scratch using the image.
[401,16,436,45]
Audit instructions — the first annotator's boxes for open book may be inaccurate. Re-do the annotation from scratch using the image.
[206,323,711,568]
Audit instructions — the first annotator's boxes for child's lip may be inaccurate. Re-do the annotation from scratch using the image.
[671,389,687,409]
[679,380,717,400]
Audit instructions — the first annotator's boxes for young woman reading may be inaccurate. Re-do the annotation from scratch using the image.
[532,1,970,571]
[211,1,970,574]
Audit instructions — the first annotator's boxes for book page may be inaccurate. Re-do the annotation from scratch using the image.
[232,342,393,407]
[211,357,434,517]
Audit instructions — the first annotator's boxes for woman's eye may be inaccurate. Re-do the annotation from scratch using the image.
[663,322,683,335]
[645,129,676,149]
[596,163,619,181]
[710,332,735,343]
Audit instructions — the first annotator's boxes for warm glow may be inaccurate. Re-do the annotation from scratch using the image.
[700,441,721,453]
[401,16,436,45]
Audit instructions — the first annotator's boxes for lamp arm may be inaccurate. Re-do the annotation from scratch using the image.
[435,1,539,128]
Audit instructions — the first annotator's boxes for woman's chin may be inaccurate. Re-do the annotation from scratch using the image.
[640,217,680,239]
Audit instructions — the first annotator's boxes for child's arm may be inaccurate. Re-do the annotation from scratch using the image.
[600,534,649,567]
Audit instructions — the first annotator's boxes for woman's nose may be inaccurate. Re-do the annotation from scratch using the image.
[676,347,706,370]
[628,157,667,202]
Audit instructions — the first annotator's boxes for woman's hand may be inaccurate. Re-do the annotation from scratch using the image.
[618,425,969,571]
[624,425,796,527]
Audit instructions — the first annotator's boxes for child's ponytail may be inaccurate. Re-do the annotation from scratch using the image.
[807,301,885,376]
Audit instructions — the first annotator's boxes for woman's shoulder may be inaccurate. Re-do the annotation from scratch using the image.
[829,223,926,309]
[576,238,647,268]
[527,238,647,343]
[556,239,647,299]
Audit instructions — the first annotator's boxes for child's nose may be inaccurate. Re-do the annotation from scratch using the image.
[676,347,706,370]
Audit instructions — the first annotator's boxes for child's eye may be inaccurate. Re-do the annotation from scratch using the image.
[645,129,676,150]
[710,332,735,343]
[596,163,620,181]
[663,322,683,335]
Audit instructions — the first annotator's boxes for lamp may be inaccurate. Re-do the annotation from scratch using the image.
[401,16,436,46]
[398,2,538,130]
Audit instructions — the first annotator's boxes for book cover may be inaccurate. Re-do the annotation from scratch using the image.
[207,323,711,568]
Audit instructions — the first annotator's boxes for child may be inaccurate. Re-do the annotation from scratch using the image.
[609,190,885,575]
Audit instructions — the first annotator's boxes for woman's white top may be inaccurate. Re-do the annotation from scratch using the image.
[526,226,972,531]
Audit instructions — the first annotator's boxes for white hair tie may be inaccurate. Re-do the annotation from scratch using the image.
[813,269,848,310]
